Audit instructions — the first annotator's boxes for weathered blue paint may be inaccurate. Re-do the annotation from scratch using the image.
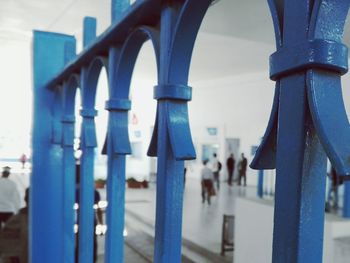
[257,170,264,198]
[146,1,211,261]
[251,0,350,261]
[62,75,79,263]
[111,0,130,23]
[32,31,75,263]
[104,46,126,263]
[83,17,97,48]
[78,87,98,263]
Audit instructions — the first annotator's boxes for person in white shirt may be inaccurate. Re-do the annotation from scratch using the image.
[212,153,221,190]
[0,166,21,229]
[201,160,214,205]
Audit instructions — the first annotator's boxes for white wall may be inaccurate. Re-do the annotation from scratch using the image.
[123,70,276,184]
[188,72,275,185]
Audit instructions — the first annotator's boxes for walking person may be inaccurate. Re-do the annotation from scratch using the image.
[226,154,235,186]
[201,160,214,205]
[238,153,248,186]
[325,166,343,211]
[212,153,222,190]
[0,166,21,230]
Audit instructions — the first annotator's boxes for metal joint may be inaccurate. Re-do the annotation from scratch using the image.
[153,84,192,101]
[270,39,348,80]
[61,115,76,123]
[80,109,98,118]
[105,99,131,111]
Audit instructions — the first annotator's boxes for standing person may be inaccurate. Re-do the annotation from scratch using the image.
[20,154,27,169]
[0,166,21,229]
[226,154,235,186]
[201,160,214,205]
[326,166,343,211]
[238,153,248,186]
[0,188,29,263]
[212,153,222,190]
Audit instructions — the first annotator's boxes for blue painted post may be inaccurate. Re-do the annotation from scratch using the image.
[343,181,350,218]
[75,18,99,263]
[83,17,97,47]
[111,0,130,23]
[62,114,77,263]
[104,46,131,263]
[78,107,97,263]
[251,0,350,261]
[62,41,77,263]
[32,31,75,263]
[152,6,188,263]
[257,170,264,198]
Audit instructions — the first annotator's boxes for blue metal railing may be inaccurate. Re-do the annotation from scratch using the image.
[31,0,350,263]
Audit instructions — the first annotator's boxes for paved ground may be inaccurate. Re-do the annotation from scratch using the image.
[96,176,257,262]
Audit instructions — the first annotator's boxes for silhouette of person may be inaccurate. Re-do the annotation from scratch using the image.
[326,166,343,211]
[212,153,221,190]
[0,188,29,263]
[201,159,214,205]
[238,153,248,186]
[0,166,21,229]
[226,154,235,186]
[20,154,27,169]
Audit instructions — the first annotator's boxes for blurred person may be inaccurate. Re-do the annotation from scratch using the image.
[201,160,214,205]
[19,154,27,169]
[238,153,248,186]
[226,154,235,186]
[0,166,21,229]
[0,188,29,263]
[212,153,222,190]
[326,166,343,211]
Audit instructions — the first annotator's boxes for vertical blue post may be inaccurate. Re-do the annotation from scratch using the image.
[62,40,77,263]
[104,46,128,263]
[83,17,97,48]
[153,112,185,262]
[273,84,327,263]
[343,181,350,218]
[150,1,211,261]
[62,114,77,263]
[32,31,75,263]
[271,2,328,262]
[76,18,99,263]
[257,170,264,198]
[111,0,130,23]
[153,5,186,263]
[104,151,126,263]
[78,143,96,263]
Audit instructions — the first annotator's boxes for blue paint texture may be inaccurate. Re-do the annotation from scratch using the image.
[32,31,75,263]
[250,0,350,262]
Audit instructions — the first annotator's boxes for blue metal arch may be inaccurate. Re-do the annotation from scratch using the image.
[111,26,160,98]
[63,74,80,115]
[82,56,109,109]
[167,0,213,83]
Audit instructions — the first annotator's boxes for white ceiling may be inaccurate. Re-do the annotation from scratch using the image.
[1,0,350,155]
